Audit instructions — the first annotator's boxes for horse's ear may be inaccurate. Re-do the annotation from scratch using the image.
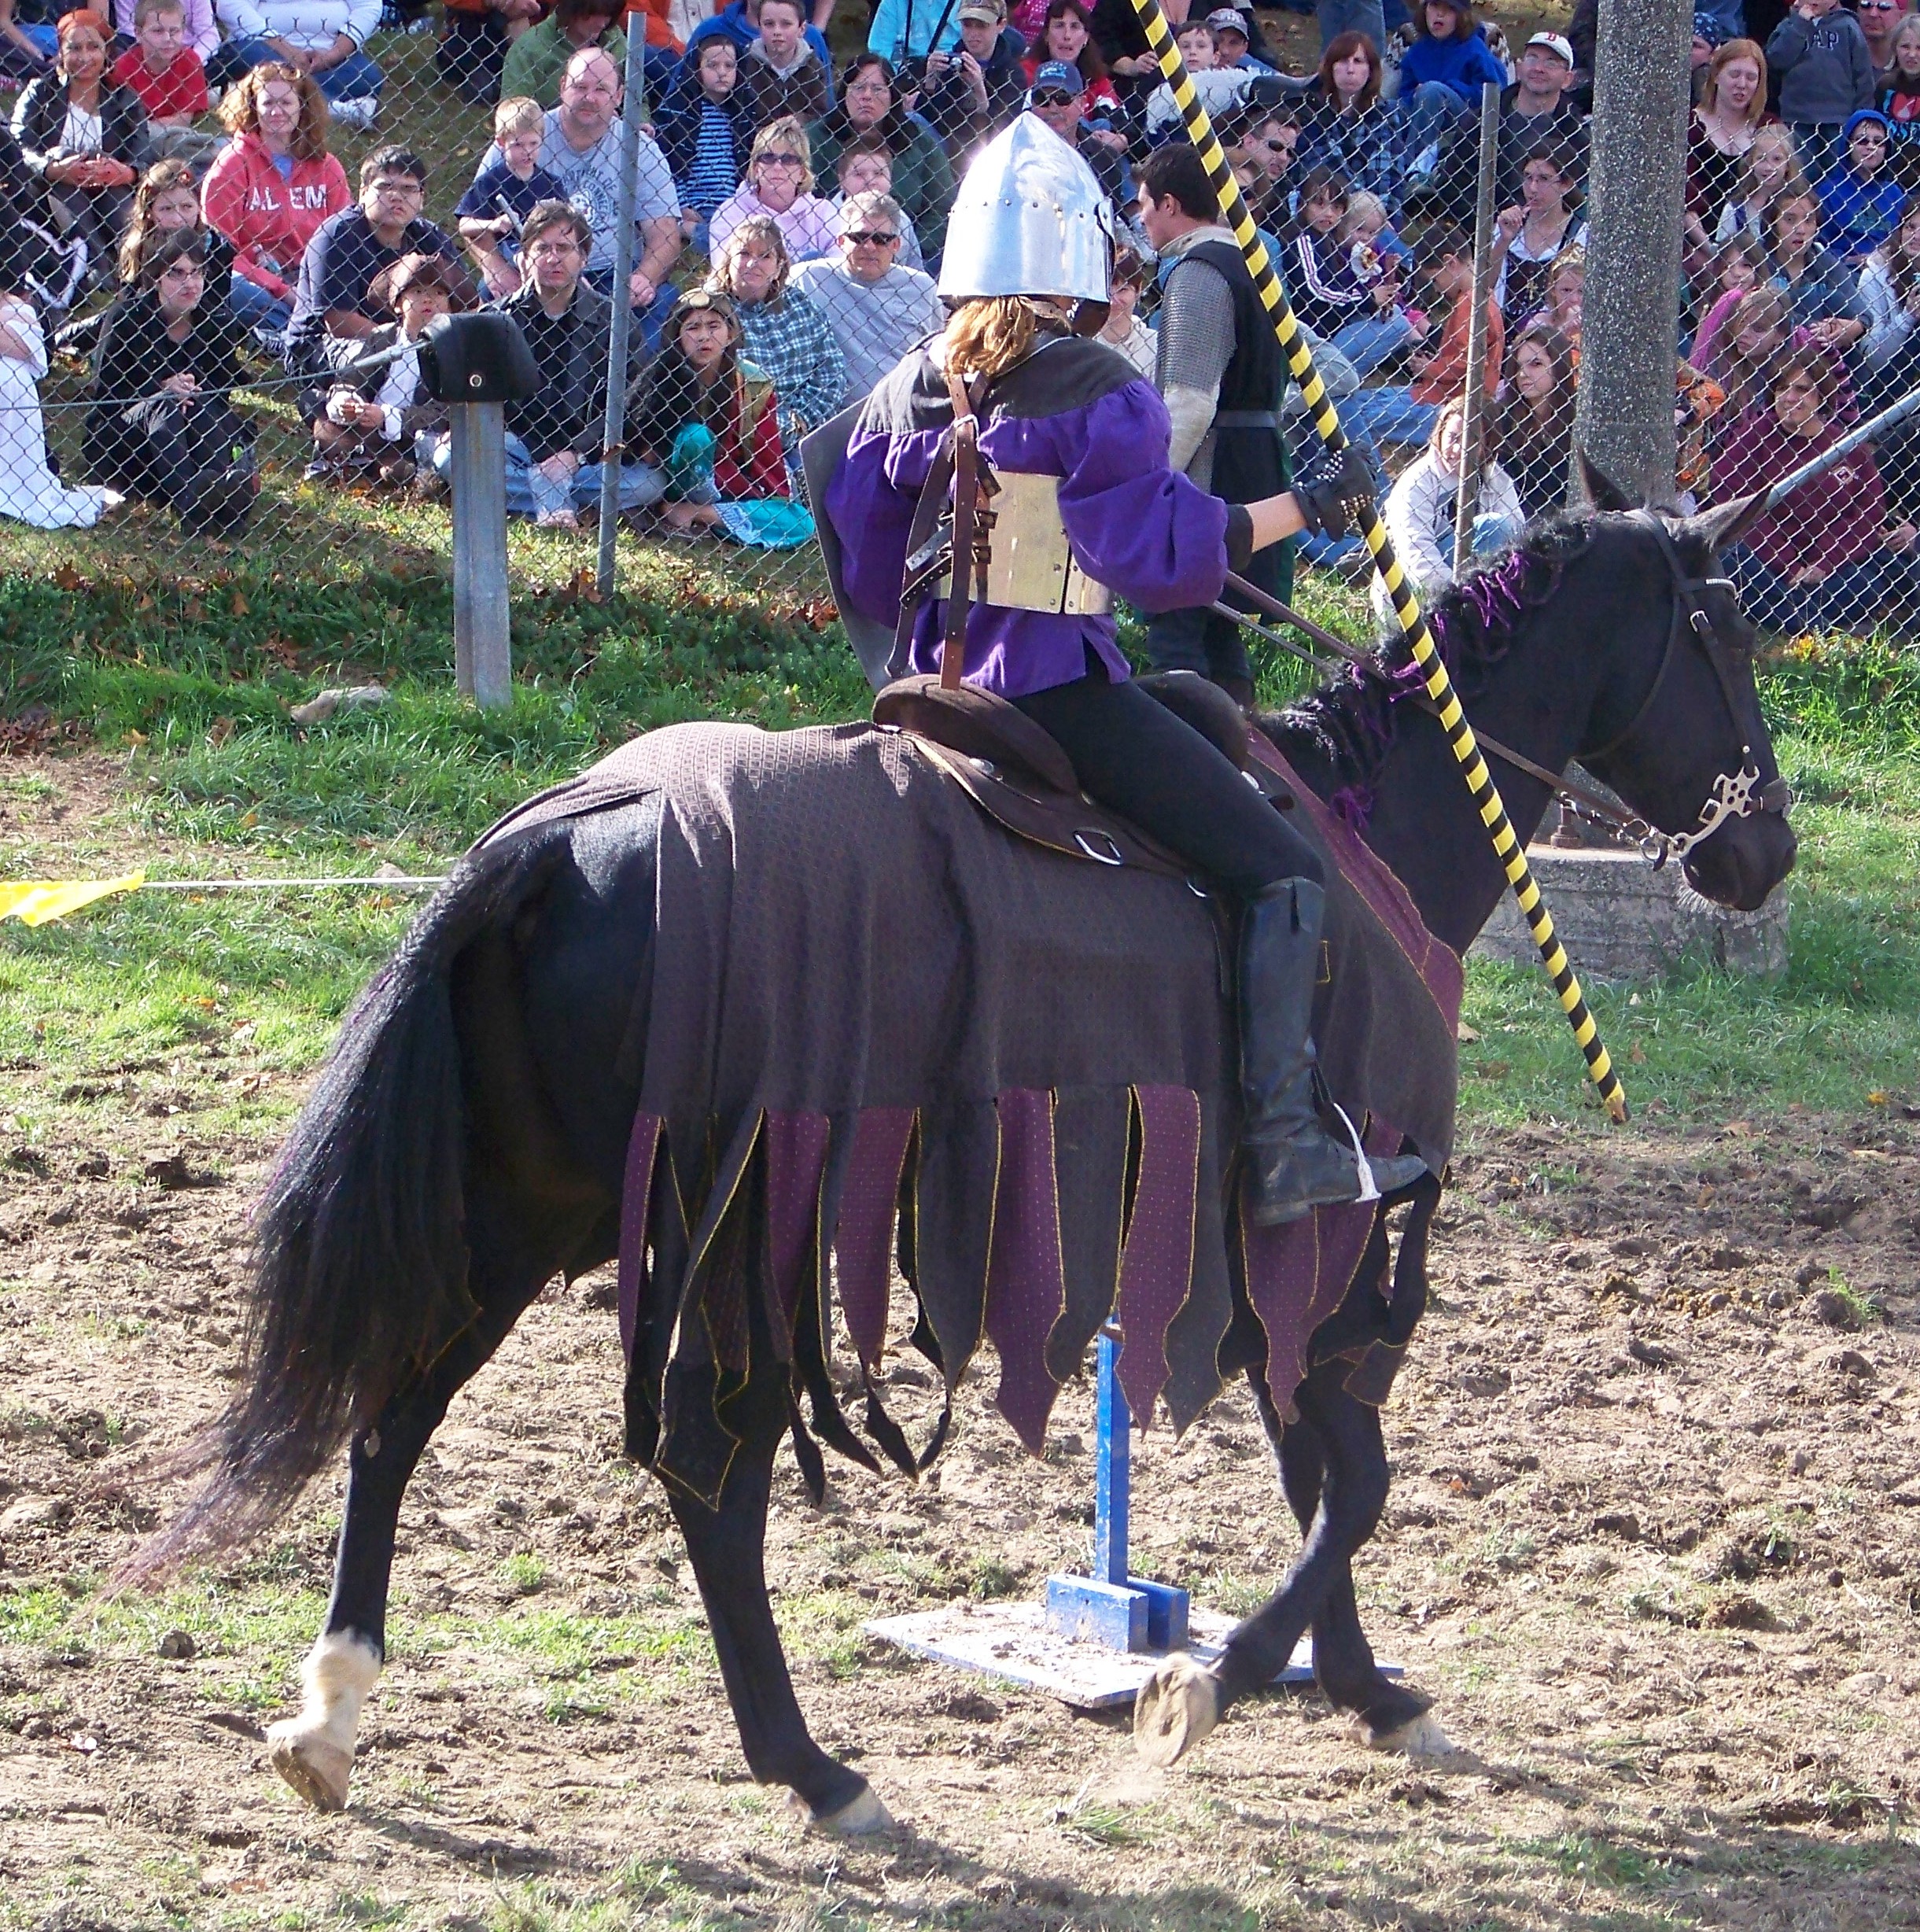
[1682,488,1769,559]
[1575,448,1639,514]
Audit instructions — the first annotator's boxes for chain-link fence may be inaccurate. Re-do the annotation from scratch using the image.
[1,6,1916,645]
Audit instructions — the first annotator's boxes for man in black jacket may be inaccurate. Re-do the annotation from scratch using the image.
[429,199,654,529]
[1434,32,1589,220]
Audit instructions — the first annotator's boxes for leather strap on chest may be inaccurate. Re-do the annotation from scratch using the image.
[890,367,999,687]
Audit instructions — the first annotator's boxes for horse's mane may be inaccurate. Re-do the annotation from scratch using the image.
[1266,512,1598,830]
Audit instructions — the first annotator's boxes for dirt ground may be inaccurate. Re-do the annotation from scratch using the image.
[3,759,1920,1932]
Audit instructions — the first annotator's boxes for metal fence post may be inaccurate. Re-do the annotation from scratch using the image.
[1454,80,1501,579]
[450,400,513,710]
[596,19,649,598]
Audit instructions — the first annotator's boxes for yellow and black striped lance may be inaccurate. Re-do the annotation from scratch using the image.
[1125,0,1628,1123]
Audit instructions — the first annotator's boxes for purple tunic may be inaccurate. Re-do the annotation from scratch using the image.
[828,365,1234,699]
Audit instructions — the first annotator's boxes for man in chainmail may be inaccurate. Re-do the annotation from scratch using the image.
[1139,143,1367,705]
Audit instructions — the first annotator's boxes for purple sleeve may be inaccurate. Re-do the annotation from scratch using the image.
[826,420,946,627]
[1048,382,1233,615]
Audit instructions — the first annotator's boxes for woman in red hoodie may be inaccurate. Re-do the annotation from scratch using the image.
[200,64,348,336]
[1712,351,1920,636]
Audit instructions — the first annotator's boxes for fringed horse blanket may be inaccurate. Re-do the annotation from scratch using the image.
[478,719,1461,1503]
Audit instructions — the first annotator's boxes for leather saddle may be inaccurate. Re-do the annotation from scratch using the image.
[872,669,1294,880]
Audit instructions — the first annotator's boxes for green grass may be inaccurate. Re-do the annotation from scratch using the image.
[1457,684,1920,1123]
[4,550,1918,1126]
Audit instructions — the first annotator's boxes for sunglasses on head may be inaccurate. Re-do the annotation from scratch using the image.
[846,229,900,245]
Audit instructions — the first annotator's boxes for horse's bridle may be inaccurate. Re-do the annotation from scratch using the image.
[1567,511,1794,868]
[1221,510,1793,871]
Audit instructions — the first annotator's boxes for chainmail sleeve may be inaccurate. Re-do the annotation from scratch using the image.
[1155,256,1236,485]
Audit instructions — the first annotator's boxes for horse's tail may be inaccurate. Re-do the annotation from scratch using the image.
[125,828,569,1583]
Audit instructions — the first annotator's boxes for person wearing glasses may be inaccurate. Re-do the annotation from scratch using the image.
[1023,59,1128,212]
[791,187,944,399]
[819,117,1413,1224]
[283,147,470,380]
[431,199,658,529]
[1856,0,1906,87]
[709,116,838,264]
[807,53,957,260]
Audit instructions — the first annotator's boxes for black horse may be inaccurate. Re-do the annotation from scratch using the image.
[132,483,1796,1830]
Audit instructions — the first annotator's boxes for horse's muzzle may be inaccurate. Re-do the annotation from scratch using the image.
[1681,806,1797,913]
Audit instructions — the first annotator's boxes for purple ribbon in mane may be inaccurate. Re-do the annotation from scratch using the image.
[1327,548,1553,833]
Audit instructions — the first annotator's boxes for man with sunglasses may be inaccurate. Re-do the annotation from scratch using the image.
[1857,0,1907,85]
[792,188,943,399]
[1024,59,1129,211]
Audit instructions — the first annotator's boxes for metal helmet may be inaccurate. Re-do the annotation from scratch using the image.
[938,114,1116,306]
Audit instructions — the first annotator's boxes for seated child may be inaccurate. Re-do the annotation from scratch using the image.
[109,0,219,170]
[831,139,925,270]
[1205,6,1277,76]
[1282,168,1422,378]
[629,289,791,534]
[1146,20,1250,142]
[1818,109,1903,263]
[308,253,466,488]
[658,37,756,254]
[456,96,569,301]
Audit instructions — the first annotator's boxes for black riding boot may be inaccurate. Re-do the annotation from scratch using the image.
[1240,879,1428,1226]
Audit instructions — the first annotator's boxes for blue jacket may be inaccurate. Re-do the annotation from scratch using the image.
[1819,160,1903,260]
[1397,28,1506,105]
[865,0,962,61]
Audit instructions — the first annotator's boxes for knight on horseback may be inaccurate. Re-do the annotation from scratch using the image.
[816,115,1425,1225]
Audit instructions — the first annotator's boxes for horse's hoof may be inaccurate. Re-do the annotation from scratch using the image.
[788,1782,895,1834]
[266,1724,353,1811]
[1361,1709,1454,1759]
[1133,1654,1218,1768]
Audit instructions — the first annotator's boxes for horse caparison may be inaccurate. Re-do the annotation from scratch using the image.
[128,474,1797,1828]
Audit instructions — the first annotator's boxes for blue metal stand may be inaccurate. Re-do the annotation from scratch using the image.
[1043,1327,1190,1654]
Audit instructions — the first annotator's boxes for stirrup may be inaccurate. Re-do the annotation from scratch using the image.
[1330,1101,1380,1204]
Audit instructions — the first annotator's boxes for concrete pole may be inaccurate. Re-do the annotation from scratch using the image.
[450,401,514,710]
[1572,0,1690,507]
[595,20,647,599]
[1454,81,1501,577]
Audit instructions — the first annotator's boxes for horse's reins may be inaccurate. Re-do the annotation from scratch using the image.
[1216,512,1792,870]
[1211,575,1657,850]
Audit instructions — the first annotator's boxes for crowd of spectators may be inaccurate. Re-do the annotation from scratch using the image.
[0,0,1915,632]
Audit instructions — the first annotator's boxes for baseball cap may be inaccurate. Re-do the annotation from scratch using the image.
[1524,30,1575,65]
[1029,59,1083,95]
[1205,6,1247,30]
[956,0,1003,20]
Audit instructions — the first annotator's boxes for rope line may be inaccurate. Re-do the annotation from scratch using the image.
[1126,0,1628,1123]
